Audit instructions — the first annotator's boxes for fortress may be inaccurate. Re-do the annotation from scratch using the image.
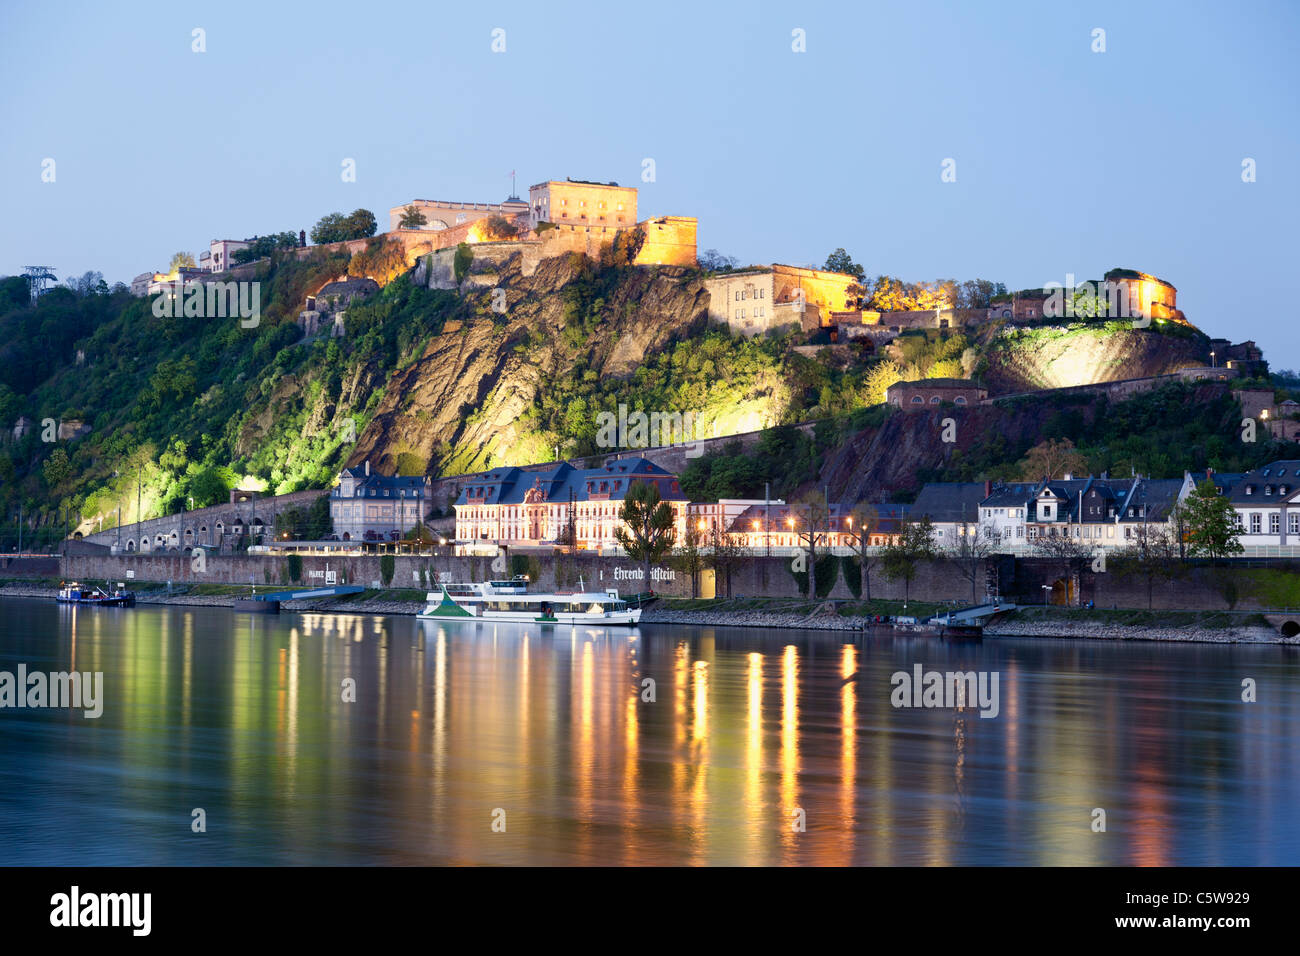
[386,177,697,270]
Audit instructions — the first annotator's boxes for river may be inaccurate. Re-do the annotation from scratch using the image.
[1,597,1297,865]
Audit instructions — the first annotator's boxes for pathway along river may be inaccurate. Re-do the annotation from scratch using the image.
[1,597,1297,865]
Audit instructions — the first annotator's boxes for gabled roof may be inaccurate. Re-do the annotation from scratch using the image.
[910,482,988,523]
[1228,460,1300,504]
[981,482,1040,508]
[454,458,685,506]
[1115,479,1185,523]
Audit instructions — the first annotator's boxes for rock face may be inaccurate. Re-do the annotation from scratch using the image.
[819,382,1234,504]
[347,253,710,475]
[981,324,1206,393]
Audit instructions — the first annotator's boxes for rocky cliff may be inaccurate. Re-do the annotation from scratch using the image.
[348,252,712,475]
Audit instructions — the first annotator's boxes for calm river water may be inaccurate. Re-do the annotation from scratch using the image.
[1,597,1297,865]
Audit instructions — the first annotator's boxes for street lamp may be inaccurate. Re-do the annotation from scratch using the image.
[1042,584,1052,606]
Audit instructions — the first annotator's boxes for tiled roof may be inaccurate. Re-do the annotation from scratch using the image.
[454,458,685,507]
[1228,461,1300,504]
[910,482,988,523]
[333,469,429,498]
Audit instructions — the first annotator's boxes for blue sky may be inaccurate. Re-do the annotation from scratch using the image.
[1,0,1296,362]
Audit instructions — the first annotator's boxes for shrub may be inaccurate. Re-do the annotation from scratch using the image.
[380,554,395,587]
[453,243,473,283]
[814,553,838,598]
[287,553,303,583]
[841,555,861,598]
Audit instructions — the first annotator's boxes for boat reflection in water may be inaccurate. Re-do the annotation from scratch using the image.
[417,576,642,626]
[2,596,1297,866]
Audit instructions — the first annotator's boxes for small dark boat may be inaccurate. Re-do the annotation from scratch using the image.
[57,583,135,607]
[938,623,984,640]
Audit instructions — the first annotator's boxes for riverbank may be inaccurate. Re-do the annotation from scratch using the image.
[0,583,427,616]
[5,584,1295,643]
[984,608,1297,644]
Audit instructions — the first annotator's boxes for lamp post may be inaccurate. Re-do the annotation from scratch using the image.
[1042,584,1052,607]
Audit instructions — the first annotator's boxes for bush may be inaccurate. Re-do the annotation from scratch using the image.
[509,554,542,582]
[287,553,303,583]
[814,553,838,598]
[841,555,861,598]
[380,554,395,587]
[453,243,473,283]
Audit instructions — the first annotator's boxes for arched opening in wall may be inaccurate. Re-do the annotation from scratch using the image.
[126,540,135,552]
[1281,620,1300,638]
[184,529,194,545]
[342,532,351,541]
[1048,578,1071,606]
[216,522,225,536]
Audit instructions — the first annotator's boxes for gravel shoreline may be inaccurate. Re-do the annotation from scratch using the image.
[4,585,1293,643]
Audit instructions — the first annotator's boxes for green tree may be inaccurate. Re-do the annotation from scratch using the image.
[881,517,937,606]
[311,209,378,245]
[945,519,998,604]
[189,465,232,508]
[169,251,196,272]
[1182,479,1243,560]
[287,553,303,583]
[706,524,748,599]
[824,248,866,282]
[672,519,707,598]
[788,494,830,599]
[345,208,378,239]
[453,243,474,283]
[380,553,395,587]
[844,503,880,599]
[1112,523,1179,609]
[613,480,677,591]
[43,447,71,488]
[398,205,428,228]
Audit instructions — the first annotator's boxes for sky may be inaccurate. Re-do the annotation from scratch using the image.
[1,0,1297,363]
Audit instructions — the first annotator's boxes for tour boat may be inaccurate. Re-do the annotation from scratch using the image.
[56,582,136,607]
[417,576,641,626]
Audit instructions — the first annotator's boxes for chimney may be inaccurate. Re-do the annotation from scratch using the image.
[1206,467,1213,482]
[984,479,992,498]
[365,460,370,476]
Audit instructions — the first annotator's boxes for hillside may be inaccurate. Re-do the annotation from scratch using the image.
[0,241,1254,546]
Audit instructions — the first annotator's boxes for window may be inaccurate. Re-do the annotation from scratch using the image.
[1290,513,1299,534]
[1250,513,1261,533]
[1270,513,1280,534]
[930,396,941,404]
[955,396,967,405]
[910,396,923,404]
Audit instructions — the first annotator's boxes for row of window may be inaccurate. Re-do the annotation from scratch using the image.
[1242,484,1292,495]
[909,395,970,405]
[1235,513,1300,534]
[734,288,767,301]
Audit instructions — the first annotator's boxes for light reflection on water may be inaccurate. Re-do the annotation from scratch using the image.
[1,598,1298,865]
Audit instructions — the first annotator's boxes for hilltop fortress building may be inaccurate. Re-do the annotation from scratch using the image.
[704,265,862,336]
[388,196,529,233]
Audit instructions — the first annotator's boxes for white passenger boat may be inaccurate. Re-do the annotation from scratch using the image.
[417,576,641,626]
